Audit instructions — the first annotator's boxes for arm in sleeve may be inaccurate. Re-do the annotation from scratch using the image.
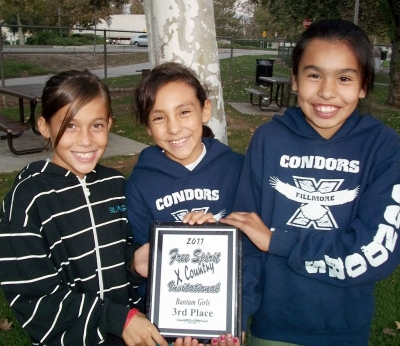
[125,177,154,245]
[232,152,265,331]
[241,234,265,332]
[269,161,400,287]
[125,240,146,286]
[0,222,128,345]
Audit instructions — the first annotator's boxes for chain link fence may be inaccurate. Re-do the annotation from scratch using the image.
[0,24,391,88]
[0,24,154,86]
[0,25,239,87]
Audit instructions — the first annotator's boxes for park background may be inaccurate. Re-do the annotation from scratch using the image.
[0,0,399,345]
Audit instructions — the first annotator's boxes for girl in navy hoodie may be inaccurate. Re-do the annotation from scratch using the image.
[126,62,244,240]
[126,62,243,346]
[221,19,400,346]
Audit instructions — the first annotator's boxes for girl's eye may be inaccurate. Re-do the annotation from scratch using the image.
[93,123,105,129]
[151,115,164,122]
[181,110,190,115]
[339,76,351,82]
[308,74,320,79]
[67,123,76,129]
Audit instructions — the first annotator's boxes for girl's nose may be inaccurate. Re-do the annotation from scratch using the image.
[318,78,337,99]
[77,129,92,146]
[167,118,182,134]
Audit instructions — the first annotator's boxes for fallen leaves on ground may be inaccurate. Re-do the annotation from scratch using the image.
[0,318,13,331]
[383,327,398,337]
[396,321,400,329]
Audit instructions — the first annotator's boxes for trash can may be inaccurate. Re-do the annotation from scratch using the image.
[380,51,387,61]
[373,57,381,73]
[255,59,275,86]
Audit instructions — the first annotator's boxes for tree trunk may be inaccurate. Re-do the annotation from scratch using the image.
[387,40,400,107]
[16,12,25,46]
[142,0,228,144]
[383,0,399,108]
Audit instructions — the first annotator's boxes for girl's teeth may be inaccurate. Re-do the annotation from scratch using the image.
[171,138,186,145]
[75,152,94,159]
[318,106,337,113]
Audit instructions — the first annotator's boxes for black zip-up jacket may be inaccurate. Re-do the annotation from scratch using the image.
[0,161,144,345]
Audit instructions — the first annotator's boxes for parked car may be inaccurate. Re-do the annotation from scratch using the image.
[130,34,148,47]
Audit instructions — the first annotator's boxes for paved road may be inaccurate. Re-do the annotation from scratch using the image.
[2,49,278,86]
[2,45,148,54]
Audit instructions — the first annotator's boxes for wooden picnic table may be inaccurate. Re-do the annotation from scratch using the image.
[258,76,292,111]
[0,84,49,155]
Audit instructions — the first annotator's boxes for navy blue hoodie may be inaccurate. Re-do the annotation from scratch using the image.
[236,107,400,346]
[125,137,244,245]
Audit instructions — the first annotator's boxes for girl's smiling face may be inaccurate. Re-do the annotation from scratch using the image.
[38,97,112,178]
[146,81,211,166]
[292,39,366,139]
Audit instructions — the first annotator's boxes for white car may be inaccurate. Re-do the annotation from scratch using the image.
[130,34,148,47]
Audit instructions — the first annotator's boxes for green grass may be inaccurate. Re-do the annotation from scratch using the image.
[107,74,142,89]
[0,55,399,345]
[0,289,30,346]
[370,269,400,345]
[374,71,390,84]
[2,60,51,79]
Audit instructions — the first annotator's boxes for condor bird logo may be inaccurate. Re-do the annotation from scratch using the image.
[270,176,359,230]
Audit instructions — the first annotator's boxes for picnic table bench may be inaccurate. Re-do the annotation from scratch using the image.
[0,84,49,155]
[244,87,271,111]
[245,77,294,112]
[0,114,29,134]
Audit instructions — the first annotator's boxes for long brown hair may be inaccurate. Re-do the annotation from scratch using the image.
[41,69,112,147]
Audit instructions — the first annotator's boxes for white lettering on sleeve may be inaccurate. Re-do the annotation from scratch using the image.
[345,253,367,277]
[361,241,388,267]
[324,255,345,279]
[384,206,400,229]
[305,260,326,273]
[374,224,398,253]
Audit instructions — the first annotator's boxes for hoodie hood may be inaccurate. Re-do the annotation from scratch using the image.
[273,107,383,142]
[132,137,233,179]
[125,137,244,245]
[16,160,100,184]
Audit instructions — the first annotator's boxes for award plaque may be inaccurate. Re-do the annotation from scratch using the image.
[147,222,242,343]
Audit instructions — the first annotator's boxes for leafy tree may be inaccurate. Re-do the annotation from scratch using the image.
[0,0,48,43]
[107,0,144,14]
[130,0,145,14]
[213,0,242,37]
[254,3,297,39]
[0,0,126,29]
[374,0,399,107]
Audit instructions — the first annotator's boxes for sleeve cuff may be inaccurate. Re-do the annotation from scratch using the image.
[268,228,299,258]
[125,243,146,285]
[105,302,130,337]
